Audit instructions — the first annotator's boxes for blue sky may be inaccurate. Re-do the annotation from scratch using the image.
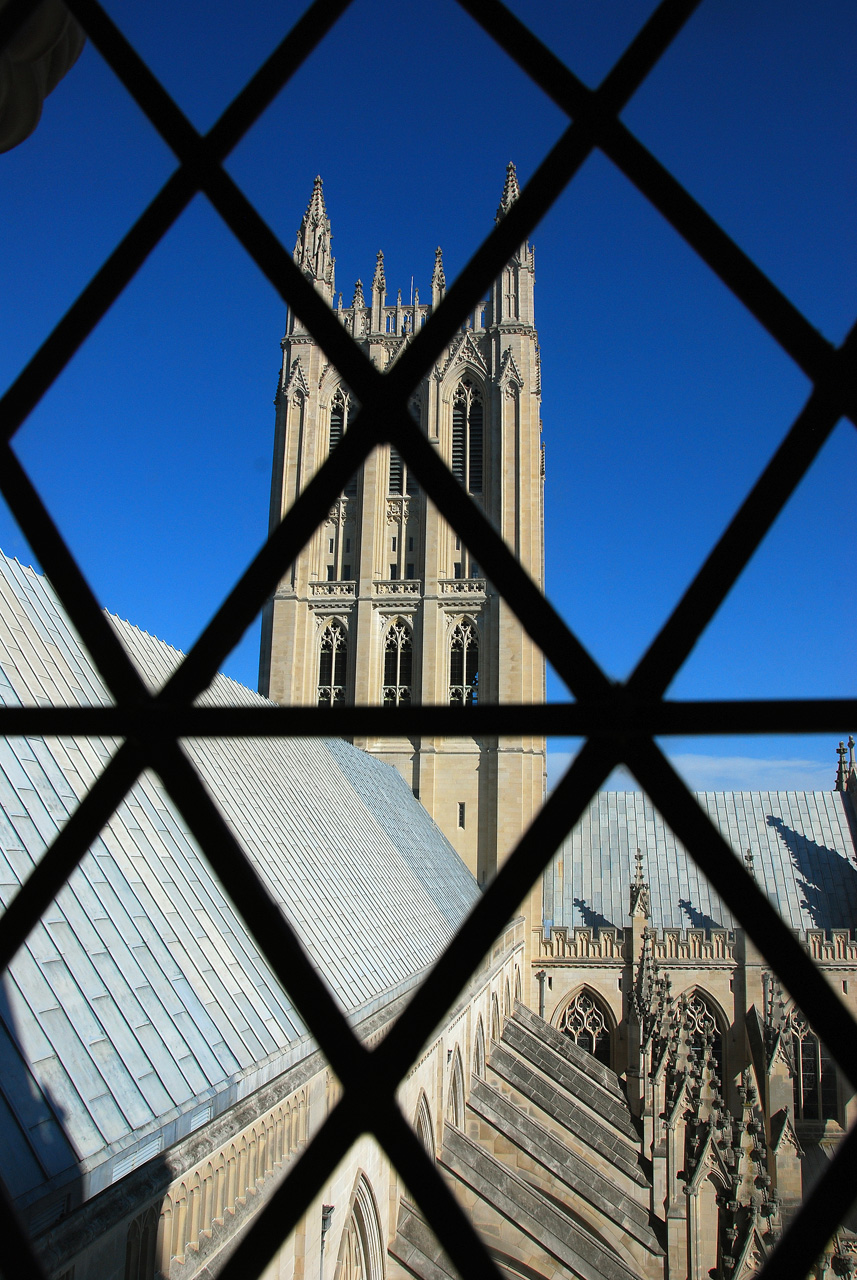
[2,0,855,791]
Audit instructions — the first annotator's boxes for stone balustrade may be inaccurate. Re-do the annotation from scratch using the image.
[372,579,421,595]
[438,578,486,595]
[309,581,356,597]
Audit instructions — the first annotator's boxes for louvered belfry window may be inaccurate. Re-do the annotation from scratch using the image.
[451,379,483,494]
[329,390,358,498]
[1,3,855,1279]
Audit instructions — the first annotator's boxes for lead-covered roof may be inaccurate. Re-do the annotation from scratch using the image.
[544,787,857,933]
[0,555,478,1208]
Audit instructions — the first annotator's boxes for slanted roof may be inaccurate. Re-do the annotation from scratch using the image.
[544,788,857,933]
[0,555,478,1209]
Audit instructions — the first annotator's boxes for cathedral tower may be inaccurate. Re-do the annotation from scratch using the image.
[259,167,546,887]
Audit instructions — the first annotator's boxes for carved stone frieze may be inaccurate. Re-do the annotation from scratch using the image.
[374,606,416,628]
[307,601,355,618]
[386,499,409,524]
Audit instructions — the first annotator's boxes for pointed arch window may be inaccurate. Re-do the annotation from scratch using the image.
[684,990,724,1080]
[451,379,484,494]
[124,1205,159,1280]
[415,1093,435,1158]
[449,620,478,705]
[790,1010,838,1121]
[338,1176,384,1280]
[383,620,412,706]
[318,620,347,705]
[473,1018,486,1079]
[329,389,358,498]
[447,1048,465,1129]
[491,993,501,1043]
[558,989,612,1067]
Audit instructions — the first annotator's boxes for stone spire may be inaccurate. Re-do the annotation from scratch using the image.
[293,175,335,302]
[495,160,521,222]
[351,279,364,309]
[431,246,445,309]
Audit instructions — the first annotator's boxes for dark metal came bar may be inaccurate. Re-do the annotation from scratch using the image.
[0,698,856,739]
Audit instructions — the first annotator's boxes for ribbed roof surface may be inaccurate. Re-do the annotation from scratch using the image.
[544,788,857,933]
[0,555,478,1208]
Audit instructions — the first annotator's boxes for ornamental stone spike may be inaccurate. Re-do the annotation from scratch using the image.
[495,160,521,222]
[306,174,326,226]
[293,174,334,300]
[371,251,386,332]
[431,246,445,309]
[630,847,650,920]
[372,250,386,294]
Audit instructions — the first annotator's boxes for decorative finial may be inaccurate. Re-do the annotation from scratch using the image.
[307,174,326,219]
[293,174,334,290]
[495,160,521,223]
[630,847,650,920]
[849,735,855,770]
[432,246,445,292]
[431,247,446,310]
[351,279,364,309]
[372,250,385,293]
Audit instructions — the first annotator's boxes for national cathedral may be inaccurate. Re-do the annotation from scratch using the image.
[1,169,856,1280]
[258,166,545,892]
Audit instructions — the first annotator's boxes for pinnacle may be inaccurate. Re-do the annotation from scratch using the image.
[372,250,385,291]
[495,160,520,222]
[432,246,445,291]
[304,174,327,224]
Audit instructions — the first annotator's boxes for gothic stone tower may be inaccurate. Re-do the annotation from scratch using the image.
[259,167,546,889]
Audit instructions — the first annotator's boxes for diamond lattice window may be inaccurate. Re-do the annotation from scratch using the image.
[1,1,856,1278]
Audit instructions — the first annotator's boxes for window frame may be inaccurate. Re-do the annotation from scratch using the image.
[449,618,479,706]
[382,618,413,707]
[317,618,348,706]
[0,3,854,1278]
